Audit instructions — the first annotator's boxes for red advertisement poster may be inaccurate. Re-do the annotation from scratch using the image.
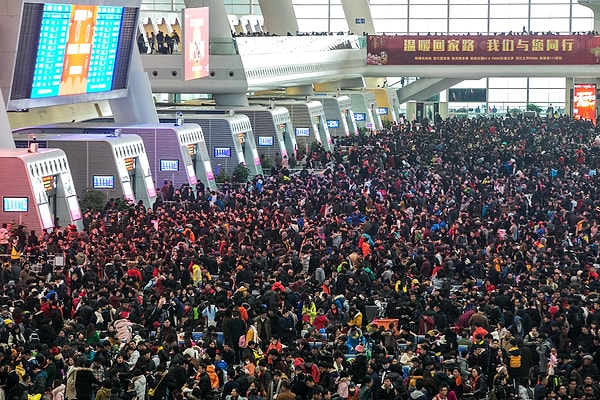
[184,7,209,81]
[367,35,600,65]
[573,84,596,123]
[59,5,97,95]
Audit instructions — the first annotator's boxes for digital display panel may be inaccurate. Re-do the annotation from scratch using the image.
[184,7,209,81]
[187,144,196,156]
[354,113,366,121]
[326,120,340,128]
[9,3,138,110]
[92,175,114,189]
[376,107,389,115]
[213,147,231,158]
[574,84,596,124]
[295,128,310,137]
[42,175,56,191]
[160,159,180,171]
[3,197,29,212]
[257,136,274,146]
[124,157,136,171]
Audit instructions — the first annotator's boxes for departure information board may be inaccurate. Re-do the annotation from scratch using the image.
[31,4,123,98]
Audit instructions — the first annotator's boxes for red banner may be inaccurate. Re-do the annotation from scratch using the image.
[573,84,596,123]
[367,34,600,65]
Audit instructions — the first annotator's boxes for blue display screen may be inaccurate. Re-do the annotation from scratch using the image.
[31,4,124,99]
[326,120,340,128]
[160,159,180,171]
[3,197,29,212]
[214,147,231,158]
[295,128,310,137]
[92,175,114,189]
[258,136,274,146]
[354,113,366,121]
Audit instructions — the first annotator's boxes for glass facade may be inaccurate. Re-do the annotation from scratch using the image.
[142,0,595,114]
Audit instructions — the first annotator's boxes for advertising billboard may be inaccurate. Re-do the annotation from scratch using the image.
[367,34,600,65]
[573,84,596,123]
[184,7,209,81]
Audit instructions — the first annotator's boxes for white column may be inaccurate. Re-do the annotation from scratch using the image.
[340,0,376,34]
[185,0,235,39]
[258,0,299,36]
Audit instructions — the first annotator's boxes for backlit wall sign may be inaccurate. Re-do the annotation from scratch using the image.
[184,7,209,81]
[573,84,596,124]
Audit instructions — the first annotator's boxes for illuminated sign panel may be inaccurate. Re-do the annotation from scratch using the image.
[184,7,209,80]
[295,128,310,137]
[257,136,274,146]
[213,147,231,158]
[42,175,56,191]
[3,197,28,212]
[124,157,136,171]
[92,175,114,189]
[574,84,596,123]
[160,159,180,171]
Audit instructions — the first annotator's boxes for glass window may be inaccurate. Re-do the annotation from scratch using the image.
[529,18,570,33]
[298,20,329,33]
[528,88,566,103]
[409,5,448,19]
[570,18,594,32]
[530,4,570,18]
[449,4,487,19]
[408,19,448,34]
[489,77,528,89]
[572,5,594,18]
[449,19,488,33]
[409,0,449,5]
[376,19,409,34]
[295,5,329,18]
[330,19,349,32]
[330,6,347,18]
[488,88,528,102]
[370,0,408,4]
[489,18,529,33]
[489,4,529,19]
[529,77,566,88]
[371,5,408,19]
[449,0,488,4]
[452,78,488,89]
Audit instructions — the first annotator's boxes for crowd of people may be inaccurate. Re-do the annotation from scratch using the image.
[2,113,600,400]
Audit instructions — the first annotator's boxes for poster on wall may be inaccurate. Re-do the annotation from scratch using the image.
[184,7,209,81]
[573,84,596,124]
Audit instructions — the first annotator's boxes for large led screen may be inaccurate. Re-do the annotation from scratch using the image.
[9,2,139,110]
[573,84,596,124]
[184,7,209,81]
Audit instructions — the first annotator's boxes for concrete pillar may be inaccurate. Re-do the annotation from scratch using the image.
[109,50,159,124]
[185,0,234,39]
[258,0,299,36]
[340,0,376,35]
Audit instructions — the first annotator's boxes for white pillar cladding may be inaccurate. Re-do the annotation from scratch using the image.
[109,50,160,125]
[258,0,299,36]
[340,0,376,35]
[185,0,236,39]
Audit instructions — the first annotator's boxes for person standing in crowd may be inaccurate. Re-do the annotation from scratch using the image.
[3,114,600,400]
